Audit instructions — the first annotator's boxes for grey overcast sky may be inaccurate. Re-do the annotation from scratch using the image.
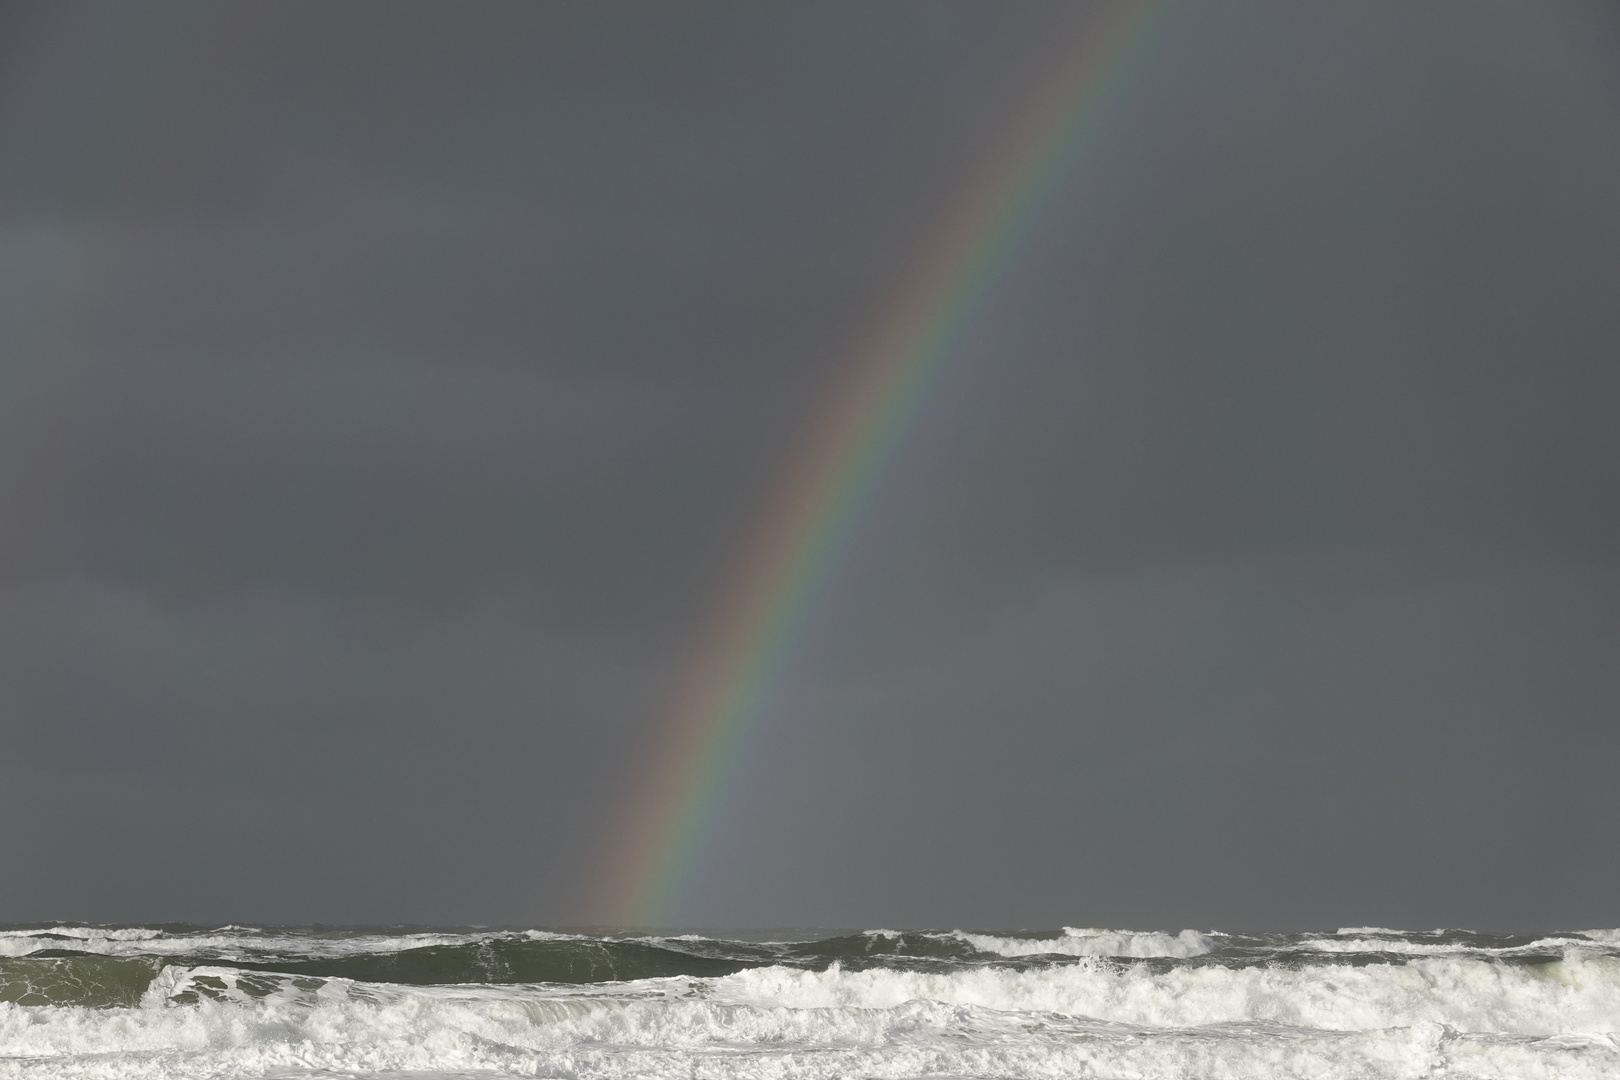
[2,0,1618,931]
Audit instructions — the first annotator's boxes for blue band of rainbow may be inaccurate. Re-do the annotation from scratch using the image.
[587,0,1172,928]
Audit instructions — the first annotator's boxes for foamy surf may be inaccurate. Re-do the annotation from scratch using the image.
[2,925,1618,1079]
[950,927,1211,958]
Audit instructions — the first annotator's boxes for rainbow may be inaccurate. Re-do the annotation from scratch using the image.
[587,0,1173,928]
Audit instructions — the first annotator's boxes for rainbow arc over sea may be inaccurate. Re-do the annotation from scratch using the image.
[588,0,1172,928]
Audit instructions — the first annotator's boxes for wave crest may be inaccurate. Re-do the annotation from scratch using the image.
[955,927,1211,959]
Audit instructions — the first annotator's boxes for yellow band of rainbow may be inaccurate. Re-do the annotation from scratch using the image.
[588,0,1174,929]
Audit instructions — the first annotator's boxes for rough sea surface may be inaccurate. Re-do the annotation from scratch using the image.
[2,923,1618,1078]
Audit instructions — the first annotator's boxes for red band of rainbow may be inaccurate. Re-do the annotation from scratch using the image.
[587,0,1173,928]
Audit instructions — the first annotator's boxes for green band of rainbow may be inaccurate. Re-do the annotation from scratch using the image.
[589,0,1171,928]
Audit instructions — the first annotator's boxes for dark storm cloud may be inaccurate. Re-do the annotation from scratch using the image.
[1,1,1617,928]
[705,555,1620,929]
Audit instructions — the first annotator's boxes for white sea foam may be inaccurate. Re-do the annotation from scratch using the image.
[0,929,166,958]
[5,928,1620,1079]
[717,952,1620,1034]
[953,927,1211,959]
[0,925,517,960]
[3,951,1619,1079]
[1298,933,1607,956]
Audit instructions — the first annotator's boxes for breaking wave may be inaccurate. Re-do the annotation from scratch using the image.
[951,926,1211,958]
[2,924,1618,1079]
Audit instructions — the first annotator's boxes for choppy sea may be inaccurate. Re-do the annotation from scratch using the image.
[2,923,1618,1078]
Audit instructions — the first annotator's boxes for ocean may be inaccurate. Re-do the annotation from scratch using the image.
[1,923,1617,1078]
